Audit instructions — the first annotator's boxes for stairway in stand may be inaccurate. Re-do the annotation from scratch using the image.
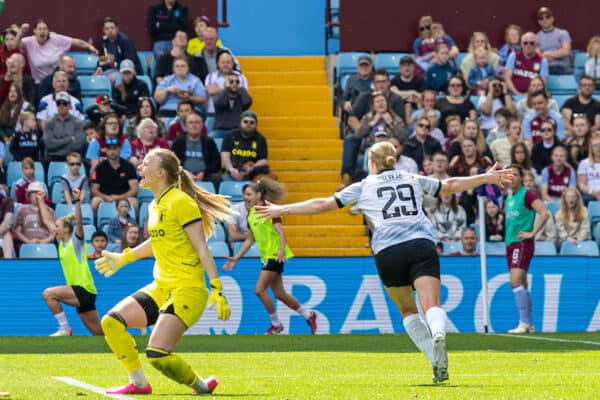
[238,56,371,257]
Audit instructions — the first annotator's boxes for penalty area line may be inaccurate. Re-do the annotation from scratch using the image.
[52,377,134,400]
[492,333,600,346]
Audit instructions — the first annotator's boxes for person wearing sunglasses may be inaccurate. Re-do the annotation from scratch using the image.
[522,90,565,147]
[535,7,573,75]
[61,152,89,205]
[530,120,563,174]
[212,71,252,138]
[42,91,86,165]
[403,116,443,172]
[412,16,458,73]
[504,31,549,96]
[204,52,248,119]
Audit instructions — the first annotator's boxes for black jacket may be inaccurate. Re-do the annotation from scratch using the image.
[148,1,188,42]
[112,77,151,118]
[213,87,253,130]
[171,135,221,175]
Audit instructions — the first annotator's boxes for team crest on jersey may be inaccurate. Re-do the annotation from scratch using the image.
[252,141,257,149]
[234,140,239,146]
[534,63,540,71]
[564,176,569,184]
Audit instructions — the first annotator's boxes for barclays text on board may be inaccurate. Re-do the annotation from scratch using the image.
[0,257,598,336]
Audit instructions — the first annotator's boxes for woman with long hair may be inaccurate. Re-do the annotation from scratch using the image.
[95,148,233,395]
[0,82,32,141]
[576,132,600,205]
[448,118,494,161]
[125,97,167,140]
[555,187,591,245]
[515,76,559,118]
[255,141,512,383]
[498,25,523,67]
[86,113,132,170]
[355,91,407,147]
[435,76,477,133]
[0,26,30,77]
[566,115,591,169]
[427,193,466,242]
[223,178,318,335]
[459,32,500,77]
[511,142,537,181]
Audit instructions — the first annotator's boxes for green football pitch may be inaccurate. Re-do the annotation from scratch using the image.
[1,333,599,399]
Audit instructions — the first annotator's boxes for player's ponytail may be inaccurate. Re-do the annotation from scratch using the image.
[149,148,234,239]
[251,178,286,203]
[368,141,397,172]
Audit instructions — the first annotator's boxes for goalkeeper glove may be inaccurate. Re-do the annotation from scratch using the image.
[207,278,231,320]
[95,248,136,278]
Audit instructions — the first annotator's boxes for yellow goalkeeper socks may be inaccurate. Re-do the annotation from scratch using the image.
[146,347,198,387]
[102,312,143,373]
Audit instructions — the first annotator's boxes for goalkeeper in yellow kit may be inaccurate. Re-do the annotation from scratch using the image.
[95,147,233,396]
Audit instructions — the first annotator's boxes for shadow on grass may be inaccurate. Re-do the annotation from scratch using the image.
[1,333,599,354]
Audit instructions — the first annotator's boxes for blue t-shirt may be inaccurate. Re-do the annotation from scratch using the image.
[156,73,207,112]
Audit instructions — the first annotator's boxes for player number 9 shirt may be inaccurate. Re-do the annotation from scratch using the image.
[147,186,204,288]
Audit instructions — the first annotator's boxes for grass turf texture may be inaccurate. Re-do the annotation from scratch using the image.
[0,333,599,399]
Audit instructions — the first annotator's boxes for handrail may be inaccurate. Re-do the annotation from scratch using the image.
[217,0,230,28]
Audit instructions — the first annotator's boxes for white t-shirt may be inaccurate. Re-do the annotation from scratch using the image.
[577,158,600,192]
[22,34,73,83]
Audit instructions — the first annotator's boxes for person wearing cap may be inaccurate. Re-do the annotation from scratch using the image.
[38,55,81,101]
[341,55,373,113]
[535,7,572,75]
[42,91,86,164]
[14,181,56,251]
[221,110,272,181]
[148,0,189,57]
[505,32,549,96]
[186,16,224,56]
[390,56,425,111]
[112,59,151,118]
[86,94,128,125]
[94,16,143,81]
[90,136,139,214]
[37,71,84,130]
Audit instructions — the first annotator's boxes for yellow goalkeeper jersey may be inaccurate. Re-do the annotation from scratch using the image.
[148,186,205,288]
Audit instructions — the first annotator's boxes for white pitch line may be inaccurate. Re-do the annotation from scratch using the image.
[492,333,600,346]
[53,377,134,400]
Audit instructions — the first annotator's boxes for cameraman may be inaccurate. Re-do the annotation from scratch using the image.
[478,78,516,134]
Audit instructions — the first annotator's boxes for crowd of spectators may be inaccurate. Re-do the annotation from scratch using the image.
[338,6,600,254]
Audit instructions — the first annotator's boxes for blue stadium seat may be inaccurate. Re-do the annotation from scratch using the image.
[208,224,227,243]
[574,52,587,74]
[97,201,136,228]
[442,241,463,255]
[137,51,155,77]
[470,95,480,110]
[455,52,468,68]
[552,95,570,109]
[51,183,64,204]
[534,241,557,256]
[374,53,409,75]
[196,181,216,193]
[233,241,261,258]
[546,75,577,95]
[219,180,251,203]
[587,201,600,229]
[544,201,561,218]
[78,75,112,97]
[9,184,17,202]
[205,116,215,132]
[139,202,149,227]
[214,138,223,152]
[484,241,506,256]
[560,240,599,256]
[55,203,94,225]
[47,161,68,189]
[68,52,99,76]
[335,52,370,84]
[208,241,230,257]
[81,96,97,112]
[83,224,96,241]
[20,243,58,259]
[137,188,154,204]
[593,223,600,247]
[7,161,45,187]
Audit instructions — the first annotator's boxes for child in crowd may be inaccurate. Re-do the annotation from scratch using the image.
[14,157,37,203]
[167,100,195,144]
[88,230,108,260]
[9,111,42,161]
[83,122,99,167]
[422,155,434,176]
[61,152,89,204]
[431,23,459,61]
[468,48,496,95]
[426,43,457,95]
[106,198,135,249]
[444,116,462,153]
[424,108,446,148]
[484,199,504,242]
[486,108,511,144]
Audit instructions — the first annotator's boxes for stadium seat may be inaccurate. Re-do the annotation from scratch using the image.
[546,75,578,95]
[233,241,261,258]
[205,116,215,132]
[137,188,154,204]
[20,243,58,259]
[78,75,111,97]
[214,138,223,152]
[68,52,99,76]
[47,162,68,189]
[374,53,409,75]
[484,241,506,256]
[7,161,45,187]
[8,184,17,202]
[207,224,227,243]
[560,240,599,256]
[335,52,370,84]
[208,241,230,257]
[552,94,570,109]
[219,181,251,202]
[442,241,463,255]
[81,96,97,112]
[587,201,600,229]
[137,51,155,77]
[97,201,136,228]
[574,52,587,75]
[139,202,149,227]
[534,241,557,256]
[55,203,94,225]
[51,183,64,204]
[196,181,216,193]
[470,95,479,110]
[593,223,600,247]
[83,224,96,241]
[455,52,468,68]
[544,201,561,218]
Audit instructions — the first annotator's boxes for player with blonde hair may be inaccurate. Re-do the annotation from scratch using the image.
[95,148,233,395]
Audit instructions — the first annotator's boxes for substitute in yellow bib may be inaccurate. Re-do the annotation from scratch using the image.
[95,144,233,396]
[223,178,318,335]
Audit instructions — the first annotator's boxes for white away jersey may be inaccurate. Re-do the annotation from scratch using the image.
[335,170,441,254]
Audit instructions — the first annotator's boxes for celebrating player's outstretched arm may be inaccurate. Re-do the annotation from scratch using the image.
[95,240,153,277]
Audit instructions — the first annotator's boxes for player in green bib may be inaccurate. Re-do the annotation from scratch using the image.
[38,189,103,336]
[223,178,317,335]
[504,165,549,334]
